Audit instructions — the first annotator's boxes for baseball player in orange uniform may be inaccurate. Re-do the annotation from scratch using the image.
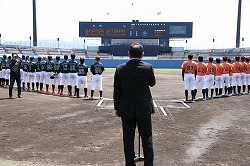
[205,57,216,99]
[215,58,223,97]
[221,57,231,96]
[245,57,250,94]
[227,58,234,95]
[232,56,243,95]
[181,54,197,102]
[240,56,247,94]
[195,55,207,100]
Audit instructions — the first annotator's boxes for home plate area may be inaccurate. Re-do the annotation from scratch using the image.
[97,99,190,117]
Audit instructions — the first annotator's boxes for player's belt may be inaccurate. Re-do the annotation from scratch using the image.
[206,74,214,75]
[184,73,193,74]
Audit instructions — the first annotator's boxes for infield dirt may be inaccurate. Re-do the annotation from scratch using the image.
[0,70,249,166]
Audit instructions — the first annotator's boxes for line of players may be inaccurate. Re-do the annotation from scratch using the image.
[0,54,12,86]
[0,54,105,99]
[181,54,250,102]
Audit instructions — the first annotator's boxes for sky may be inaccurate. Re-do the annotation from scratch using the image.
[0,0,249,49]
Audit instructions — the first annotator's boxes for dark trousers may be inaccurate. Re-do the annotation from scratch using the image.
[121,115,154,166]
[9,75,21,96]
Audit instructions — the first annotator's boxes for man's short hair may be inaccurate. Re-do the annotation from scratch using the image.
[216,58,221,63]
[222,56,228,61]
[95,56,100,61]
[235,56,240,61]
[188,54,193,60]
[241,56,245,61]
[208,57,213,62]
[198,55,203,62]
[129,43,144,58]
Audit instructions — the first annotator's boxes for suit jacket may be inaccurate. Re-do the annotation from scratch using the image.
[113,59,156,118]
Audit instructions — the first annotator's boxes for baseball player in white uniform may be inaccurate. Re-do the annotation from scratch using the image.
[181,54,197,102]
[52,56,62,95]
[90,56,105,99]
[45,56,54,93]
[59,55,69,96]
[68,54,78,96]
[76,57,88,98]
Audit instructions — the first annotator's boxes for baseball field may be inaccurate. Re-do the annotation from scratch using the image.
[0,69,249,166]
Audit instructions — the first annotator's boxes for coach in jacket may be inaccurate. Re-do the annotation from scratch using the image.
[113,43,156,166]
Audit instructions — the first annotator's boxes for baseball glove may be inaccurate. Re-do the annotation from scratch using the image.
[50,75,55,79]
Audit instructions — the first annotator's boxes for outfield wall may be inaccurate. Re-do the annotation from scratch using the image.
[83,59,212,69]
[96,59,186,68]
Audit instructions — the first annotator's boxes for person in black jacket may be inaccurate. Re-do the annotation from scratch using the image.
[9,53,22,99]
[113,43,156,166]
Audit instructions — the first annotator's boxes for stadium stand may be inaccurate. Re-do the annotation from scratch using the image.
[0,44,249,59]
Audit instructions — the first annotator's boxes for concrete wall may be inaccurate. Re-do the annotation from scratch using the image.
[84,59,186,68]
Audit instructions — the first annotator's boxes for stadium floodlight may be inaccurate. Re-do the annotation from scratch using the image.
[213,39,215,49]
[242,37,244,48]
[57,38,60,48]
[29,36,32,48]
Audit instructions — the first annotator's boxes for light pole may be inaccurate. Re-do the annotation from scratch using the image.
[185,40,187,51]
[212,38,215,50]
[57,38,59,49]
[0,34,1,45]
[242,37,244,48]
[29,36,31,48]
[84,39,86,50]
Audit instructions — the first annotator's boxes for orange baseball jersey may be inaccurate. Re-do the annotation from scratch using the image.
[222,62,231,74]
[196,62,207,76]
[240,61,247,73]
[181,60,197,74]
[246,62,250,74]
[206,62,216,75]
[229,64,234,76]
[232,61,242,73]
[215,63,223,76]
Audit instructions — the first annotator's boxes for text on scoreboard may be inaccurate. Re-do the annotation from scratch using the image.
[79,21,192,38]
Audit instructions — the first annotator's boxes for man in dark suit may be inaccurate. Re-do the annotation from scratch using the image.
[113,43,156,166]
[9,53,22,99]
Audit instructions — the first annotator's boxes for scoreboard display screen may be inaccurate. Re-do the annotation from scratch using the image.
[79,21,192,39]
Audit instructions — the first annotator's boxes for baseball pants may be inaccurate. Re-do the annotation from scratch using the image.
[184,73,195,90]
[91,74,103,91]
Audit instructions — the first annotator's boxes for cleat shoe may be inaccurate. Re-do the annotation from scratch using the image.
[46,90,51,94]
[89,97,94,100]
[18,95,22,98]
[60,92,63,96]
[52,91,56,95]
[100,97,103,99]
[39,90,43,93]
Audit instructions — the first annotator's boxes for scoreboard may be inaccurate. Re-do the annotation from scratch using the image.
[79,21,193,39]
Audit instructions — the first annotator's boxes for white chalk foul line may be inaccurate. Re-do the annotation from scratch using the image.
[159,106,167,116]
[181,100,191,108]
[153,100,157,108]
[97,99,104,107]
